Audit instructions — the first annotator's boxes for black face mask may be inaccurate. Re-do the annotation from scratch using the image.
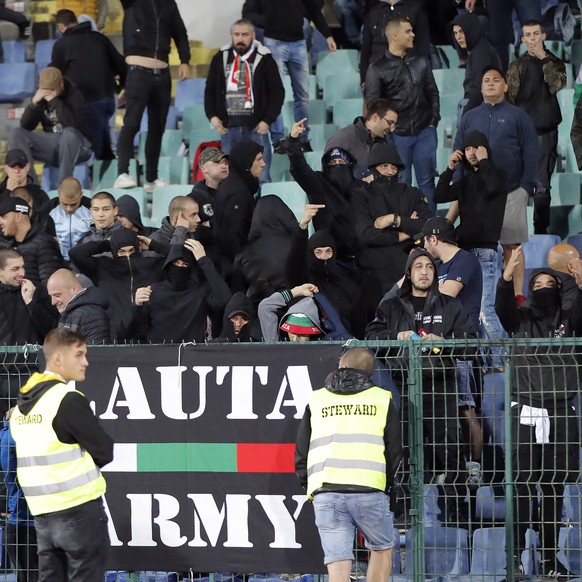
[324,165,353,191]
[532,286,560,310]
[167,264,191,290]
[372,172,398,187]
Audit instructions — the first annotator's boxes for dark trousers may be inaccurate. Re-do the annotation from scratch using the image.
[6,524,38,582]
[85,97,116,161]
[0,6,28,26]
[512,402,579,563]
[533,130,558,234]
[34,498,110,582]
[116,65,171,182]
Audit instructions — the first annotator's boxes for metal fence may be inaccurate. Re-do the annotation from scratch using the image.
[0,339,581,581]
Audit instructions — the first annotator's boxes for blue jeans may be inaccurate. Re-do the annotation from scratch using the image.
[264,37,310,144]
[220,126,272,184]
[313,491,395,565]
[35,498,109,582]
[471,247,506,369]
[333,0,362,46]
[392,126,437,213]
[84,96,116,161]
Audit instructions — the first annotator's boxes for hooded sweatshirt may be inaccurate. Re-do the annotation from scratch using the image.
[495,267,582,406]
[434,130,508,250]
[214,291,262,342]
[116,195,155,236]
[214,140,261,269]
[451,12,502,114]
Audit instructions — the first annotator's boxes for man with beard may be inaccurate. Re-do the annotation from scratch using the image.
[352,143,431,316]
[495,247,582,578]
[119,240,231,343]
[214,140,264,277]
[205,18,284,183]
[287,119,359,262]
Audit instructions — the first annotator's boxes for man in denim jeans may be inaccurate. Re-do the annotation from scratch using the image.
[262,0,337,153]
[295,348,402,582]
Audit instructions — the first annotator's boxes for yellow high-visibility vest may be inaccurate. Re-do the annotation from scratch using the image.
[306,386,391,499]
[11,374,106,516]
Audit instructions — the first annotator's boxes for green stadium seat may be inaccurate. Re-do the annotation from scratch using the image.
[181,106,211,141]
[436,45,460,69]
[282,99,327,130]
[270,155,290,182]
[174,78,206,113]
[440,94,462,120]
[551,172,581,206]
[333,98,364,127]
[259,183,307,222]
[138,129,184,165]
[92,159,139,190]
[157,156,191,185]
[322,73,361,110]
[436,147,452,176]
[188,128,221,163]
[100,188,147,217]
[304,150,324,172]
[309,124,338,151]
[0,63,36,102]
[150,185,194,225]
[316,49,359,86]
[432,68,466,96]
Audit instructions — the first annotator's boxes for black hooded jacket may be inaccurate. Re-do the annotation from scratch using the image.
[495,267,582,406]
[214,141,260,270]
[434,131,508,251]
[287,138,359,258]
[58,286,111,344]
[116,194,156,235]
[451,12,502,114]
[68,228,167,338]
[214,291,262,342]
[118,243,231,343]
[232,195,296,292]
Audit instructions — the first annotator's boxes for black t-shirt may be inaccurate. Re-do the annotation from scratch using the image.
[410,295,426,331]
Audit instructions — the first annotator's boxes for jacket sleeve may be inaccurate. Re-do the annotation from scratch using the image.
[398,189,432,235]
[543,54,567,95]
[286,226,309,287]
[258,290,290,342]
[105,37,127,88]
[567,288,582,334]
[365,301,398,340]
[50,39,66,71]
[242,0,265,28]
[494,276,521,333]
[360,12,374,84]
[294,403,312,491]
[478,160,508,199]
[37,235,64,286]
[287,138,325,204]
[27,288,59,338]
[199,256,232,311]
[303,0,332,38]
[364,64,382,106]
[215,191,254,262]
[204,53,223,121]
[79,303,111,344]
[69,240,109,282]
[20,103,44,131]
[506,60,521,104]
[261,55,285,126]
[53,392,114,468]
[51,89,87,131]
[434,168,461,203]
[572,98,582,171]
[171,5,191,65]
[118,303,151,342]
[384,398,402,488]
[423,63,440,127]
[352,188,400,247]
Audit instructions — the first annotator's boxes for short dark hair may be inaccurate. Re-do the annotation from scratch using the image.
[91,191,117,207]
[521,20,544,31]
[365,98,396,121]
[55,9,78,27]
[231,18,254,33]
[10,186,32,206]
[0,248,22,270]
[43,328,86,360]
[339,348,375,376]
[168,195,196,219]
[385,16,411,37]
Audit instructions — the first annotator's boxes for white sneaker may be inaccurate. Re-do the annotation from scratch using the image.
[113,173,137,189]
[144,178,169,193]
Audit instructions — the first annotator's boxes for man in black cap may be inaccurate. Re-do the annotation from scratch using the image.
[9,67,92,185]
[0,149,50,209]
[0,197,63,286]
[352,142,431,316]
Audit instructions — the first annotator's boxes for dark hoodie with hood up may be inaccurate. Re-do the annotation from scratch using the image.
[214,291,261,342]
[366,249,476,388]
[118,242,231,343]
[214,140,260,271]
[286,138,359,258]
[434,130,507,251]
[69,228,167,338]
[232,195,296,292]
[451,12,502,114]
[495,267,582,406]
[352,143,432,295]
[116,195,156,236]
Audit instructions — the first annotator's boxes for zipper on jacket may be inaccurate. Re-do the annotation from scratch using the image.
[151,0,160,61]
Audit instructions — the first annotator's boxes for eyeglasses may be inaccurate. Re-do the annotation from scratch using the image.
[383,117,397,128]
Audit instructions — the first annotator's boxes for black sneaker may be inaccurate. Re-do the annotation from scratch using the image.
[273,140,287,154]
[300,140,313,152]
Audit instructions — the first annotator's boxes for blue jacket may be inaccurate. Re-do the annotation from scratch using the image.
[0,421,34,526]
[453,99,538,195]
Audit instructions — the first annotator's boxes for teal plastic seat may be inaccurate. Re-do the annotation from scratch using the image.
[138,129,184,165]
[92,159,139,190]
[150,185,194,225]
[550,172,581,206]
[308,124,337,151]
[188,128,221,164]
[321,73,361,110]
[432,68,466,96]
[332,98,363,127]
[100,188,147,217]
[181,106,211,141]
[316,49,359,86]
[157,156,191,185]
[282,99,327,130]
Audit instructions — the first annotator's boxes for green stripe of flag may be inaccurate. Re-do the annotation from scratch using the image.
[136,443,237,472]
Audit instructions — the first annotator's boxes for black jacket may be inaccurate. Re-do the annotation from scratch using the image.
[213,291,262,342]
[287,138,359,258]
[58,287,111,344]
[68,238,167,338]
[50,21,127,102]
[20,78,89,140]
[360,0,431,83]
[120,0,190,64]
[263,0,331,42]
[0,224,64,287]
[204,40,284,129]
[295,367,402,494]
[365,50,440,136]
[0,177,49,209]
[0,283,56,345]
[451,12,502,114]
[434,131,508,251]
[352,174,431,292]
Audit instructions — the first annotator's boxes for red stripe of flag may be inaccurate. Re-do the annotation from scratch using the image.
[237,443,296,473]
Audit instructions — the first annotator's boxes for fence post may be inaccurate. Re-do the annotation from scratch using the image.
[503,360,515,582]
[407,341,425,582]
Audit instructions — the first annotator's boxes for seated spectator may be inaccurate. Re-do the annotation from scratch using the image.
[40,177,91,261]
[47,268,110,343]
[213,291,262,342]
[325,99,397,180]
[9,67,92,185]
[150,196,201,245]
[0,197,63,286]
[0,149,49,209]
[10,186,56,239]
[119,240,231,343]
[78,191,123,247]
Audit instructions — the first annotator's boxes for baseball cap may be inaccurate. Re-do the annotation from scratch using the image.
[414,216,457,244]
[39,67,63,90]
[5,149,29,168]
[199,147,228,166]
[0,197,30,217]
